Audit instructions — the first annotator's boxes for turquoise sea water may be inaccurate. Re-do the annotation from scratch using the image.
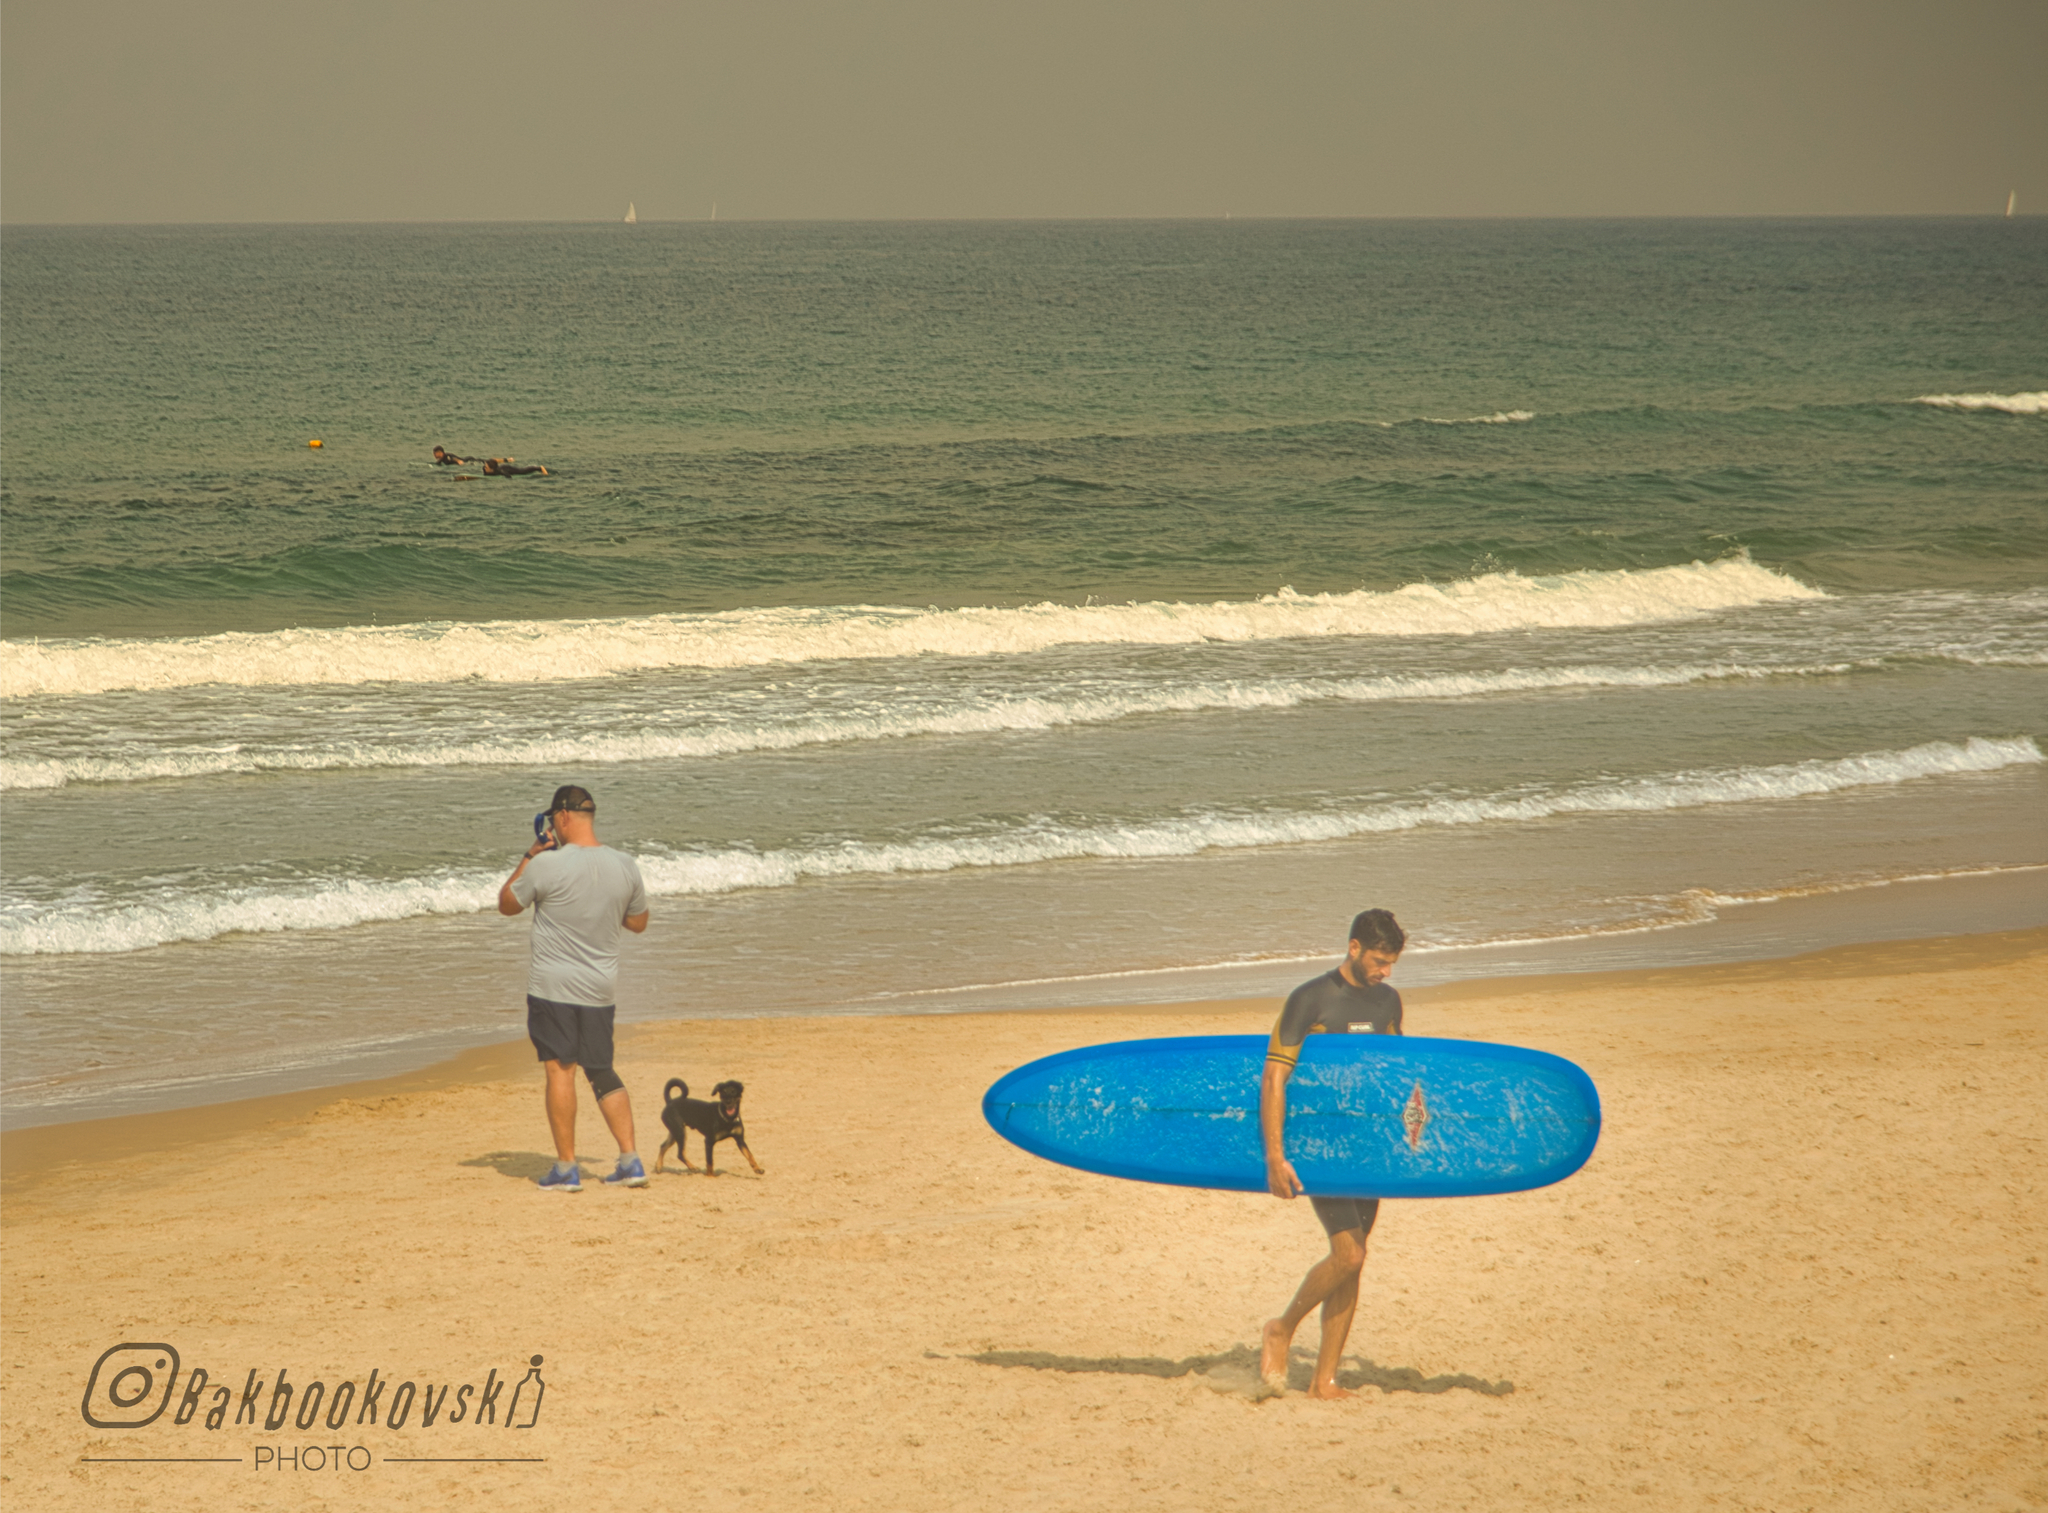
[2,219,2044,1124]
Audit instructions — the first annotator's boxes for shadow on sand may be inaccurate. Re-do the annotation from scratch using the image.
[461,1150,560,1180]
[459,1151,764,1183]
[948,1344,1513,1402]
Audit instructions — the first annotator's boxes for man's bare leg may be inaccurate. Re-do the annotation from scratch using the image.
[1262,1227,1368,1396]
[544,1059,581,1164]
[596,1086,638,1158]
[1307,1263,1363,1399]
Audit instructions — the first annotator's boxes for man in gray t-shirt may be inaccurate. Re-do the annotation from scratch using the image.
[498,785,651,1192]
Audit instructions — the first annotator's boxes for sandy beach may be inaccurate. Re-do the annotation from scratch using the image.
[4,926,2044,1512]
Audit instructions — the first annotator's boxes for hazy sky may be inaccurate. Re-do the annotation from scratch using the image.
[4,0,2042,223]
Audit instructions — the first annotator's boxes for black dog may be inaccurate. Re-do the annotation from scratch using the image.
[656,1078,764,1176]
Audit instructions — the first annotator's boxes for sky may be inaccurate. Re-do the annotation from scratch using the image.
[3,0,2043,223]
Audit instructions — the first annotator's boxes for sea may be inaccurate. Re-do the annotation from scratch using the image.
[2,218,2044,1128]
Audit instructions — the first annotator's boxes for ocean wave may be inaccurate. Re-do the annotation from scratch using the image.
[857,862,2048,1002]
[0,559,1826,700]
[1913,391,2048,416]
[1927,649,2048,666]
[0,658,1856,790]
[2,734,2032,956]
[1370,408,1535,428]
[1688,862,2048,914]
[0,872,495,958]
[1413,861,2048,951]
[623,736,2038,895]
[1422,410,1536,425]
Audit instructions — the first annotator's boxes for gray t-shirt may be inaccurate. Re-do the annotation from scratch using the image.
[509,844,649,1008]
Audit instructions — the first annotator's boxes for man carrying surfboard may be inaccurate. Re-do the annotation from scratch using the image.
[1259,908,1406,1398]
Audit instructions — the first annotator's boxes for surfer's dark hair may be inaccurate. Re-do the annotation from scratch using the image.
[548,784,596,815]
[1349,909,1405,953]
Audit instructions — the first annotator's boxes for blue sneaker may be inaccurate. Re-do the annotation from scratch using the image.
[537,1163,582,1192]
[602,1154,649,1188]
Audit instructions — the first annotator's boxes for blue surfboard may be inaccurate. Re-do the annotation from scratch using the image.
[982,1035,1600,1199]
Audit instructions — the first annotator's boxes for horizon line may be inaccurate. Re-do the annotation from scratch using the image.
[2,210,2038,230]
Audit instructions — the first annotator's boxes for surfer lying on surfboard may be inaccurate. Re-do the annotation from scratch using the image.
[1259,907,1406,1399]
[432,447,548,475]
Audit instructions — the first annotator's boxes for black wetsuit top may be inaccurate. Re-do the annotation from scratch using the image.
[1265,969,1403,1071]
[1268,967,1401,1232]
[483,459,545,476]
[432,452,471,466]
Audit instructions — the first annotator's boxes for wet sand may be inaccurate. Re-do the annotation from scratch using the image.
[4,927,2044,1511]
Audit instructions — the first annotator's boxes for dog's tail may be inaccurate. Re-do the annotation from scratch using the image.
[664,1077,688,1103]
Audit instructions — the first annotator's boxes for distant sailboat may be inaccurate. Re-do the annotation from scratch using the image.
[625,201,638,224]
[2007,191,2017,219]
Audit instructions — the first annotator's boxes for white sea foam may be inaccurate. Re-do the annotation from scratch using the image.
[1687,862,2048,915]
[1930,649,2048,667]
[1376,409,1536,428]
[857,862,2048,1003]
[0,559,1827,700]
[0,872,498,958]
[0,659,1855,790]
[1913,391,2048,415]
[1410,862,2048,952]
[3,734,2032,956]
[1425,409,1536,425]
[621,736,2038,897]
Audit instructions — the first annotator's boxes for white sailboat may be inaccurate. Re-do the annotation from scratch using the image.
[2007,191,2017,219]
[625,201,638,224]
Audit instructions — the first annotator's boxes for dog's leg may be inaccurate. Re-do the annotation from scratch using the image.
[735,1138,765,1175]
[655,1136,674,1174]
[703,1133,718,1176]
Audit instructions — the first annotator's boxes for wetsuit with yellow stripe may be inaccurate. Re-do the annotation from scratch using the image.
[1268,969,1402,1235]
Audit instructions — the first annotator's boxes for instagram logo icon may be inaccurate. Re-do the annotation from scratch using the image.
[81,1343,181,1428]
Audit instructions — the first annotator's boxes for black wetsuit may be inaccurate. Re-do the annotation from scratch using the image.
[431,452,472,466]
[483,459,545,476]
[1267,969,1403,1235]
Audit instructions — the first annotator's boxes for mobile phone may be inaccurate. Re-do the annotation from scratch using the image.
[533,813,556,847]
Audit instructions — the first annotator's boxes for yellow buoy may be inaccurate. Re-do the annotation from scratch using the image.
[309,439,323,448]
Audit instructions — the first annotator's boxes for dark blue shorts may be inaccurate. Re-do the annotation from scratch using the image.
[1310,1196,1381,1239]
[527,995,623,1098]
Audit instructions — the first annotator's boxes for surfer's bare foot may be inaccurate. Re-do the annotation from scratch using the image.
[1259,1319,1292,1387]
[1305,1381,1358,1400]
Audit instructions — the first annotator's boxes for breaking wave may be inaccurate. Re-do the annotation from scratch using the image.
[1,559,1825,700]
[1422,409,1536,425]
[1913,391,2048,416]
[0,658,1857,790]
[3,734,2032,956]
